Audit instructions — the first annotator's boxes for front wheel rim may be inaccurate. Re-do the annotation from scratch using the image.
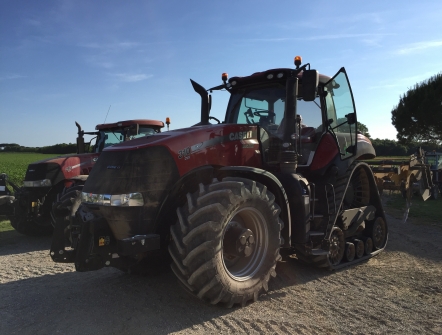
[222,207,268,281]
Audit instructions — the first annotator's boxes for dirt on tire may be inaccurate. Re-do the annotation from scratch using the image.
[1,209,441,335]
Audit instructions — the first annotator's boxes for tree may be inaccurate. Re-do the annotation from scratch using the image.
[335,118,371,138]
[391,73,442,145]
[357,122,371,138]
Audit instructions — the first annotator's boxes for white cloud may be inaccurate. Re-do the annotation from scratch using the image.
[79,41,140,52]
[111,73,153,82]
[23,18,41,27]
[249,33,392,43]
[0,74,27,81]
[368,71,436,90]
[396,40,442,55]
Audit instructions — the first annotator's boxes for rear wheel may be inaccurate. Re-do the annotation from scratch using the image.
[169,177,283,307]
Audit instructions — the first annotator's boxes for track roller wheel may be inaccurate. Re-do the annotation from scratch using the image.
[328,227,345,266]
[369,217,388,250]
[354,239,364,258]
[344,242,355,262]
[364,237,373,255]
[168,177,283,307]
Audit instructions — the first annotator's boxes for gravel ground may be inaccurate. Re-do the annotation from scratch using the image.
[0,209,441,335]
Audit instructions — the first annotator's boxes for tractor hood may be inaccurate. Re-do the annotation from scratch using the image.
[101,124,262,175]
[87,123,262,183]
[24,153,100,186]
[102,125,219,152]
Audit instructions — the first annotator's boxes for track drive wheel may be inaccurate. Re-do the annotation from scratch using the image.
[168,177,283,307]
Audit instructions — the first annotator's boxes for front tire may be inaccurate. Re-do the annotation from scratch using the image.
[51,183,84,246]
[169,177,283,307]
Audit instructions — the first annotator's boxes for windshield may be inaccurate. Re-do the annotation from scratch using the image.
[225,86,323,137]
[94,130,125,152]
[93,126,159,152]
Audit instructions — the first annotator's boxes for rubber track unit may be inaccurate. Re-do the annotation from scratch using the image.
[307,162,387,270]
[168,177,284,307]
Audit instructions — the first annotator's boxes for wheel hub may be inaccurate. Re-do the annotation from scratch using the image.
[224,222,255,258]
[330,235,341,258]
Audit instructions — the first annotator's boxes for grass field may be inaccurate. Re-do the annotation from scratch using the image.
[0,219,14,233]
[383,191,442,227]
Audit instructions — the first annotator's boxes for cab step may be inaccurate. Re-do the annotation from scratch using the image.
[310,248,329,256]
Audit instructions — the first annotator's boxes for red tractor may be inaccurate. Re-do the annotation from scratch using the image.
[51,57,387,307]
[1,119,164,236]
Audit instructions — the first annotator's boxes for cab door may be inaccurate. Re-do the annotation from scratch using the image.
[324,68,358,159]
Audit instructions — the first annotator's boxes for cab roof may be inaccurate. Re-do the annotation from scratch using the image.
[95,119,164,130]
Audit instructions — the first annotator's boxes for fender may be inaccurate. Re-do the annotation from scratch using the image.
[153,165,215,243]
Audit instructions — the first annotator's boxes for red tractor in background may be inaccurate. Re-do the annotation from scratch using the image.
[51,57,387,307]
[0,119,164,236]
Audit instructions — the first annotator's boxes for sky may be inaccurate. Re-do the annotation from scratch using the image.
[1,0,442,147]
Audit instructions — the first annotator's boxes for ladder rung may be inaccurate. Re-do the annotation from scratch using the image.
[309,231,324,237]
[311,249,329,256]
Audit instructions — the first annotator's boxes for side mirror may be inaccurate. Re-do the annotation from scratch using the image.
[345,113,356,125]
[302,70,319,101]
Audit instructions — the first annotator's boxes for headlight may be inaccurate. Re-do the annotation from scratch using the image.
[81,192,144,207]
[23,179,52,187]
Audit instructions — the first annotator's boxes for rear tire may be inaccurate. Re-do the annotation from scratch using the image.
[169,177,283,307]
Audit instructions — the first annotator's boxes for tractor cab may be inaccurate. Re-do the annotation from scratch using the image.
[208,57,362,174]
[76,119,165,154]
